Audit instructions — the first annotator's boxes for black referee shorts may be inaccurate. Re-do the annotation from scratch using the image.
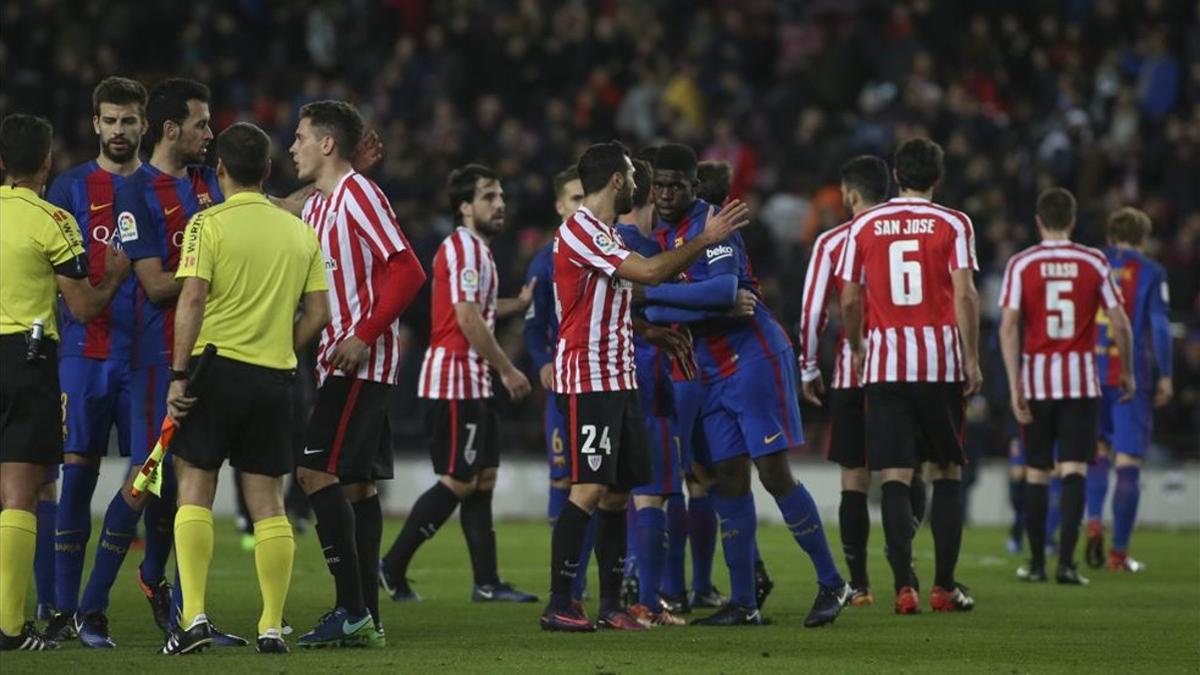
[424,398,500,480]
[1022,398,1099,470]
[555,390,651,490]
[864,381,965,470]
[0,334,63,465]
[826,387,866,469]
[173,355,295,477]
[300,375,394,483]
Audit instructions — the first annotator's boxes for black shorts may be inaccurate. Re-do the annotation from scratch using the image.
[173,355,294,477]
[300,375,394,483]
[555,390,650,490]
[0,334,62,465]
[865,382,965,470]
[826,387,866,469]
[1022,398,1099,470]
[424,399,499,479]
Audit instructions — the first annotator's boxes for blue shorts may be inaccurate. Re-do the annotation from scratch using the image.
[673,379,705,472]
[698,348,805,466]
[1099,386,1151,457]
[60,356,131,457]
[130,363,170,464]
[544,394,569,481]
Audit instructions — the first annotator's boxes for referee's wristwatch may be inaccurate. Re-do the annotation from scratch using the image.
[169,368,190,382]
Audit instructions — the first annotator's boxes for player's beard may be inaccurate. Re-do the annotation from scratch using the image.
[614,184,634,216]
[101,138,137,164]
[477,213,504,237]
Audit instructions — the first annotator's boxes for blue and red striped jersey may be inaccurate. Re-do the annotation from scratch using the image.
[115,163,223,367]
[46,161,137,360]
[652,199,792,383]
[617,223,675,416]
[1095,246,1172,388]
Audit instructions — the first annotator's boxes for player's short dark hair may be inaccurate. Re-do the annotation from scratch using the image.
[631,158,653,208]
[653,143,698,177]
[146,78,210,149]
[298,100,364,161]
[893,138,943,192]
[634,146,659,163]
[697,160,732,205]
[552,166,579,200]
[447,163,498,223]
[840,155,889,204]
[1107,207,1152,245]
[577,141,631,195]
[216,123,271,186]
[92,76,148,116]
[1036,187,1076,231]
[0,113,53,178]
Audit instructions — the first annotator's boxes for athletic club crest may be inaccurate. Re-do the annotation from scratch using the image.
[587,455,602,471]
[464,448,477,465]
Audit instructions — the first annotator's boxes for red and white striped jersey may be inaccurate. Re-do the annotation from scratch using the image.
[835,197,978,384]
[302,170,412,385]
[417,227,498,399]
[999,240,1121,400]
[552,206,636,394]
[798,221,860,389]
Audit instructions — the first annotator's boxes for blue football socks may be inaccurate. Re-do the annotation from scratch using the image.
[776,484,844,589]
[1112,466,1140,551]
[687,495,717,595]
[80,492,142,613]
[711,493,757,609]
[635,507,667,608]
[55,463,99,612]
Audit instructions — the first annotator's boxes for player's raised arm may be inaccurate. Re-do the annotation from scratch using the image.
[616,201,750,286]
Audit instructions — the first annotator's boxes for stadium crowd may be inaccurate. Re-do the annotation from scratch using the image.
[4,0,1197,459]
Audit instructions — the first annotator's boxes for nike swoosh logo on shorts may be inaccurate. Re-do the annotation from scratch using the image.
[763,432,783,444]
[303,447,325,455]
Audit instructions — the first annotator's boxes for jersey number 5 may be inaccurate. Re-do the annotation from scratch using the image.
[888,240,923,306]
[1046,280,1075,339]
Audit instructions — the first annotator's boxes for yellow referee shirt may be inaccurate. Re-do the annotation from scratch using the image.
[0,185,88,340]
[175,191,327,370]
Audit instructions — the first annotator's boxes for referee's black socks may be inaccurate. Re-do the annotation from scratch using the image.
[352,494,383,626]
[1025,482,1049,570]
[549,501,591,610]
[880,481,915,592]
[461,489,500,587]
[382,482,460,581]
[310,484,366,617]
[593,507,627,615]
[930,479,963,590]
[1058,474,1085,568]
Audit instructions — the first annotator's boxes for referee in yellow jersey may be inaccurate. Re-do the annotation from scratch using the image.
[0,114,130,651]
[160,122,330,655]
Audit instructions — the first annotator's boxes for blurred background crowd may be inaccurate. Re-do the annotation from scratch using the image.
[4,0,1197,464]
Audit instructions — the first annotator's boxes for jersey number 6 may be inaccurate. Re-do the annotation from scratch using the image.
[888,240,923,306]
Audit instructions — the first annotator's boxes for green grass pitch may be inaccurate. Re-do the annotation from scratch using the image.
[7,518,1199,673]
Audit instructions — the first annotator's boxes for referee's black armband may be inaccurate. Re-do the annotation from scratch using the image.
[53,254,89,280]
